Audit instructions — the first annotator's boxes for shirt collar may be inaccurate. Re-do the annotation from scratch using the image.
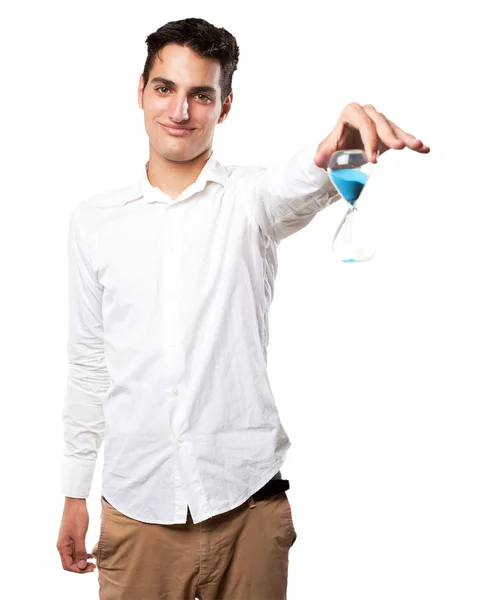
[123,151,229,206]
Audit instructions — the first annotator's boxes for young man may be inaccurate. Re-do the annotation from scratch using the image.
[56,17,430,599]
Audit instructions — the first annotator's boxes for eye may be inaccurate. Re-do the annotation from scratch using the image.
[154,88,211,102]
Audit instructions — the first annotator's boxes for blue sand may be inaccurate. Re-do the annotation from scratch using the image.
[330,168,369,203]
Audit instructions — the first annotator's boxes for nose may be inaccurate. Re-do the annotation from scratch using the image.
[171,97,189,123]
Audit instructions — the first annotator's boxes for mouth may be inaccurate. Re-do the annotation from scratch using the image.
[160,124,195,137]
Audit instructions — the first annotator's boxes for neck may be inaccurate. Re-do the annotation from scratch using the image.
[146,145,213,200]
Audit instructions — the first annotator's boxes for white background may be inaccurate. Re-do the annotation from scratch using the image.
[1,1,478,598]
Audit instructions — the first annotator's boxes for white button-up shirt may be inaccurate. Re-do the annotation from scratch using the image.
[61,147,340,524]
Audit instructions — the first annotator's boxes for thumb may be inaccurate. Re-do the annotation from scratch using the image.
[74,538,88,569]
[314,122,345,170]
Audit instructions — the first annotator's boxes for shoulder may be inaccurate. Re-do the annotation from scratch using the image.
[75,180,143,212]
[69,180,142,241]
[222,162,267,186]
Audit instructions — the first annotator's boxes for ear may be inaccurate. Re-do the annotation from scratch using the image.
[137,74,145,110]
[218,92,233,124]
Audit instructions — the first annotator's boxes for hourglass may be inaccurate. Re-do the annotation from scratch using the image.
[327,150,376,262]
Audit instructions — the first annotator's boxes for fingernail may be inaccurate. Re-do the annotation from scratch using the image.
[78,560,87,568]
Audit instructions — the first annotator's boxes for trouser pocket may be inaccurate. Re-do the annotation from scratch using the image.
[282,492,297,547]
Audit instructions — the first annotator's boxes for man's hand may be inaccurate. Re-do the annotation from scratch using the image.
[314,102,431,169]
[56,498,96,574]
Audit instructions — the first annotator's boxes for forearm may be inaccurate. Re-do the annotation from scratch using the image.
[61,363,108,497]
[244,147,341,243]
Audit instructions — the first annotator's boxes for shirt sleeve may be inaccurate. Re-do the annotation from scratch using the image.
[243,146,342,244]
[61,207,109,498]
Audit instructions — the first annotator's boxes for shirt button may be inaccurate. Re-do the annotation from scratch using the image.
[173,389,179,396]
[177,437,184,443]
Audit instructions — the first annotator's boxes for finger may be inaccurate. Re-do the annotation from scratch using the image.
[58,538,96,573]
[66,561,97,574]
[416,143,431,153]
[58,538,75,570]
[387,119,430,152]
[340,102,378,162]
[59,551,96,572]
[363,105,405,152]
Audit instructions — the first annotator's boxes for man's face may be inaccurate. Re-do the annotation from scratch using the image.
[138,43,232,162]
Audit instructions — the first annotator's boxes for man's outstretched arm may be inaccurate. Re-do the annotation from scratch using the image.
[241,102,430,245]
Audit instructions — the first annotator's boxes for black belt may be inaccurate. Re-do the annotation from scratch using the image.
[251,477,290,501]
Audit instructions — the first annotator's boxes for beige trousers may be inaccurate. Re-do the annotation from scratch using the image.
[91,491,297,599]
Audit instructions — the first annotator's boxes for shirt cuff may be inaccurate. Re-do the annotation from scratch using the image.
[61,456,97,498]
[297,146,338,191]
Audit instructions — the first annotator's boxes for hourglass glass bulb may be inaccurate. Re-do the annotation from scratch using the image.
[327,150,376,262]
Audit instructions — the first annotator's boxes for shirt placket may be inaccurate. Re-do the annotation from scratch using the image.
[162,205,183,383]
[161,200,211,524]
[162,205,189,520]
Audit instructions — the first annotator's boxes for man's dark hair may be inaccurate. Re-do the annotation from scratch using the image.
[142,18,240,105]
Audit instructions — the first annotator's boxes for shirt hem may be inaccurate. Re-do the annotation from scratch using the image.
[208,453,290,519]
[101,450,290,525]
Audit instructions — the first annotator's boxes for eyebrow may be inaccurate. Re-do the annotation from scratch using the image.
[150,76,217,95]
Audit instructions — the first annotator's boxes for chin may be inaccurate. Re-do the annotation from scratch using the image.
[159,147,195,161]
